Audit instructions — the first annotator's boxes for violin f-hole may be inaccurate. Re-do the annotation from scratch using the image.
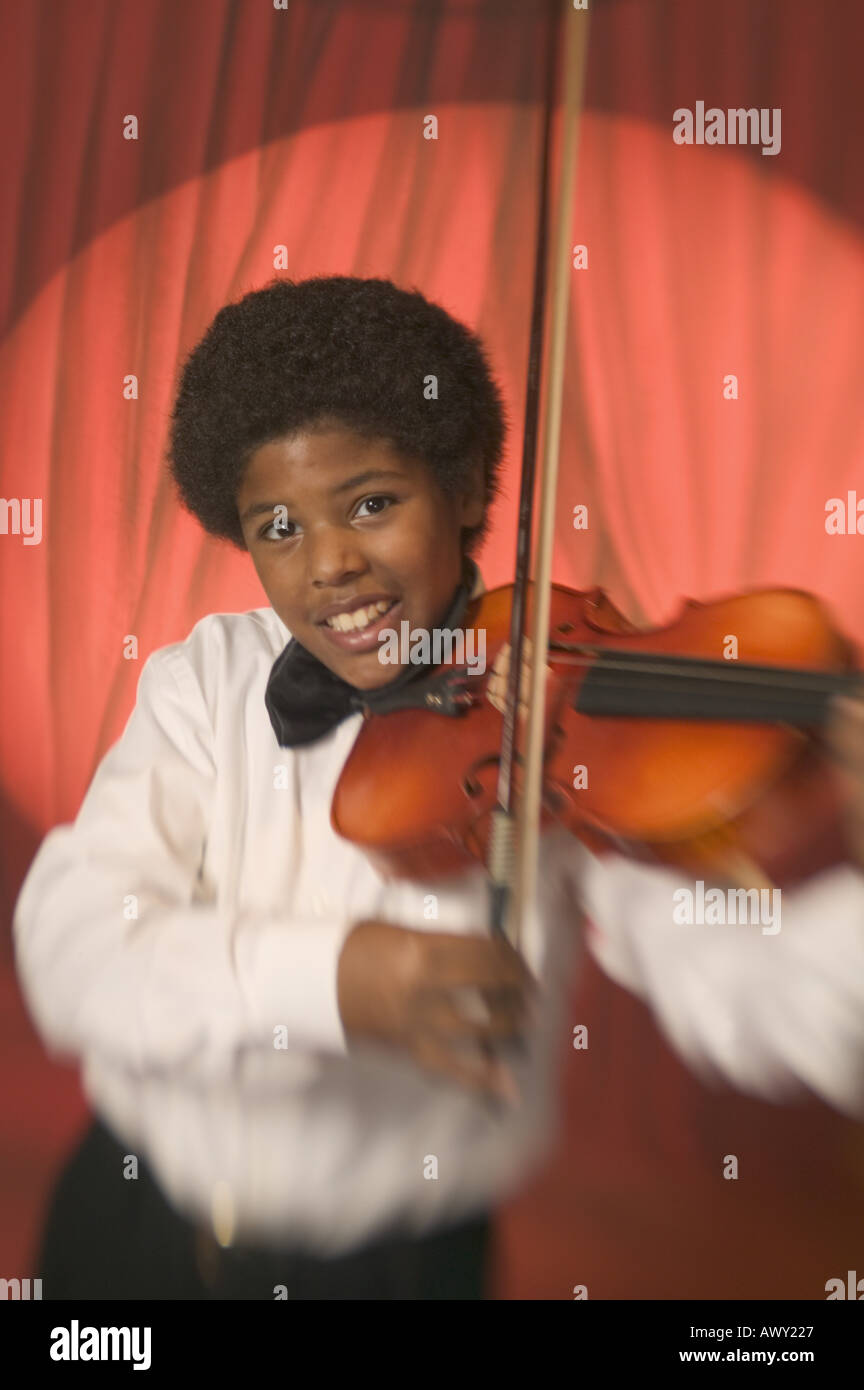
[462,752,504,798]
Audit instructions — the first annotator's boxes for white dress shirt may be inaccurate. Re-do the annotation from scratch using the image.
[13,598,864,1255]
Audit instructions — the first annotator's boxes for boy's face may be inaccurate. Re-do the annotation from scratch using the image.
[236,425,485,690]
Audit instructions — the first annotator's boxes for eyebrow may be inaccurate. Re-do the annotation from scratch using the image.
[239,469,408,523]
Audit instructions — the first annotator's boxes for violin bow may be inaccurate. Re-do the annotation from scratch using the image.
[488,0,591,952]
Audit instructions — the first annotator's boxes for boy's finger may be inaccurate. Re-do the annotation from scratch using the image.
[419,990,533,1042]
[826,695,864,759]
[413,1034,521,1105]
[425,934,538,991]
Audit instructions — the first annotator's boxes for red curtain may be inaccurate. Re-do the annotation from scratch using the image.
[2,0,863,1295]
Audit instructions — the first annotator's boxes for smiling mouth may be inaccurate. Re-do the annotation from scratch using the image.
[316,597,403,655]
[320,598,397,633]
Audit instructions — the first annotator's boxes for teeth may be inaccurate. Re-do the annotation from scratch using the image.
[325,599,392,632]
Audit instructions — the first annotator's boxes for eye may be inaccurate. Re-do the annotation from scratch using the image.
[354,494,395,519]
[259,517,298,542]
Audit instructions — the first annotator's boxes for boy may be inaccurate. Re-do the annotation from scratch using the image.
[14,275,864,1300]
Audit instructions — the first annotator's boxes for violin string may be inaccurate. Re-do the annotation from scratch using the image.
[575,691,836,723]
[550,646,859,696]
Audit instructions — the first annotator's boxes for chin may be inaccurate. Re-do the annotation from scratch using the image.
[303,641,388,689]
[340,658,405,692]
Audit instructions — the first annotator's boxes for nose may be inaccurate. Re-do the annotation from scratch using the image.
[306,522,367,588]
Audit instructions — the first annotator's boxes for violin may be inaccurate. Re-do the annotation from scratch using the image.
[337,2,857,943]
[331,581,859,892]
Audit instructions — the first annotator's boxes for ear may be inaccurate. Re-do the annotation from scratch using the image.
[460,459,486,529]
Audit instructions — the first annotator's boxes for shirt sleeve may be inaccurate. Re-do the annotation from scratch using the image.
[575,848,864,1117]
[13,647,350,1084]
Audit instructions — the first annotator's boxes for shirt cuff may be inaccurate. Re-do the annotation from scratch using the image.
[234,918,351,1057]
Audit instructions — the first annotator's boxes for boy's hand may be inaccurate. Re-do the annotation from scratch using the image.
[827,693,864,868]
[336,920,538,1104]
[487,638,536,717]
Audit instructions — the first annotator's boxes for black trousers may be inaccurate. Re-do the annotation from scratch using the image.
[36,1117,493,1300]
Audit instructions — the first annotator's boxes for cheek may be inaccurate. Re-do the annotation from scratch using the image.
[395,497,461,558]
[248,549,303,612]
[248,547,277,590]
[365,513,435,571]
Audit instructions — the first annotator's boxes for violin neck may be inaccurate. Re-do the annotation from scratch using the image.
[573,651,860,725]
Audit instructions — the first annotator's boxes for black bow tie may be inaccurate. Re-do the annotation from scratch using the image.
[265,562,478,748]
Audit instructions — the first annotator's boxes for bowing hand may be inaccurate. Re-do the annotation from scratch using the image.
[826,693,864,868]
[487,638,550,717]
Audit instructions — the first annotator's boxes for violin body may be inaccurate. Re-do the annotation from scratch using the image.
[330,583,858,888]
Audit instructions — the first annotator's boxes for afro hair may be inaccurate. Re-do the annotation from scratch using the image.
[167,275,507,553]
